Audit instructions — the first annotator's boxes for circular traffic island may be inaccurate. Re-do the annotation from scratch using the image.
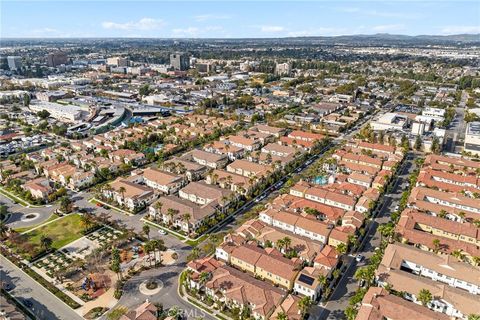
[139,278,163,295]
[21,212,40,222]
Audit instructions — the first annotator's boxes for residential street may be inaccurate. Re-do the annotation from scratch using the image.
[445,90,467,153]
[1,113,377,320]
[1,189,57,229]
[311,153,416,319]
[0,255,83,320]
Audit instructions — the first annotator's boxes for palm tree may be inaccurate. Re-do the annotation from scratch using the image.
[168,306,182,320]
[297,296,312,318]
[181,213,191,233]
[277,311,288,320]
[276,238,285,252]
[281,236,292,253]
[452,249,465,262]
[167,208,178,225]
[344,306,358,320]
[118,186,126,205]
[472,256,480,267]
[432,239,441,253]
[354,266,375,287]
[317,274,328,291]
[143,224,151,240]
[110,247,122,280]
[336,243,347,255]
[150,239,162,266]
[378,224,394,243]
[438,209,448,219]
[417,289,432,306]
[144,241,154,267]
[40,235,53,252]
[198,271,210,287]
[187,247,201,262]
[153,201,163,220]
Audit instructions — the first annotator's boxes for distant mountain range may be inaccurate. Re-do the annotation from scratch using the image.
[281,33,480,43]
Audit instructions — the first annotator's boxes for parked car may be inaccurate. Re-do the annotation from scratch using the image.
[3,283,13,291]
[158,229,167,235]
[23,300,33,309]
[355,254,365,262]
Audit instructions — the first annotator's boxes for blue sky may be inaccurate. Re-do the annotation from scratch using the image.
[2,1,479,38]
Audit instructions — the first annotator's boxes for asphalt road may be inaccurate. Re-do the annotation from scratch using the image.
[312,153,416,319]
[0,112,378,319]
[1,190,56,230]
[0,255,83,320]
[445,90,467,153]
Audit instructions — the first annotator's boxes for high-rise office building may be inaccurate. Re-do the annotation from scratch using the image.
[47,51,69,67]
[170,52,189,71]
[106,57,129,67]
[7,56,23,71]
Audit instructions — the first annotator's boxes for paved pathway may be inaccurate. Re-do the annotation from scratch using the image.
[0,255,83,320]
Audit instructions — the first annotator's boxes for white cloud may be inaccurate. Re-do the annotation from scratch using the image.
[171,26,223,37]
[260,25,285,33]
[371,24,405,33]
[102,18,165,31]
[194,14,231,22]
[440,26,480,34]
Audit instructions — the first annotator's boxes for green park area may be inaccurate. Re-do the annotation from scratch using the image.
[26,214,84,250]
[8,214,87,260]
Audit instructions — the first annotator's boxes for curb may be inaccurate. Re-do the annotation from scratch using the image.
[90,198,134,216]
[0,254,83,319]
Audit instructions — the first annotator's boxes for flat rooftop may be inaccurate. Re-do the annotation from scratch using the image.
[466,122,480,135]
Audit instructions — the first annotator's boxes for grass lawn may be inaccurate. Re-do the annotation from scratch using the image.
[25,214,85,252]
[14,214,60,233]
[0,187,30,207]
[185,234,208,247]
